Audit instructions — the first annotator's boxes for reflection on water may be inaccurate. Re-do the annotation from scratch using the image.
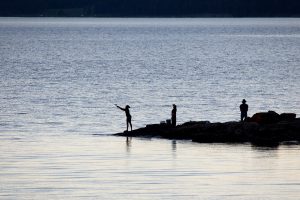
[172,140,177,152]
[126,137,132,153]
[251,145,279,152]
[1,134,300,199]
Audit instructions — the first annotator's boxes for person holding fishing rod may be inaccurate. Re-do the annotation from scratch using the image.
[115,104,132,132]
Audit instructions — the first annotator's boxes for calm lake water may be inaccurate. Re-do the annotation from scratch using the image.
[0,18,300,199]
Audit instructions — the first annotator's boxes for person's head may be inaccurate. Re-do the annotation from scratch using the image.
[242,99,246,104]
[126,105,130,109]
[173,104,176,108]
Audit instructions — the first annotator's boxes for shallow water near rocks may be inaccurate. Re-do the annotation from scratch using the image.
[0,18,300,199]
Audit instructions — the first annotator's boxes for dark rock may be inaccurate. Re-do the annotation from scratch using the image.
[250,137,280,147]
[280,113,296,121]
[181,121,210,126]
[245,117,251,122]
[281,141,300,145]
[242,122,260,136]
[250,111,280,124]
[114,112,300,146]
[250,124,282,145]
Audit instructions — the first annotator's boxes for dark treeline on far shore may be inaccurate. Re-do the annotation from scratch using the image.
[0,0,300,17]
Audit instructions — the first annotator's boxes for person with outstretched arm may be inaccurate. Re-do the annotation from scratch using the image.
[115,104,132,131]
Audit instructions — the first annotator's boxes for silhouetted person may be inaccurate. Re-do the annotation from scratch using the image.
[115,104,132,131]
[240,99,248,122]
[171,104,177,127]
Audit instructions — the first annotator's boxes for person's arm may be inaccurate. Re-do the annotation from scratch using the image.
[115,104,125,111]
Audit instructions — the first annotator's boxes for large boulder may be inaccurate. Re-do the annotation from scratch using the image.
[279,113,296,121]
[250,111,280,124]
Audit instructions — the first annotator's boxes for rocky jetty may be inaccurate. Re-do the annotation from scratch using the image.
[114,111,300,146]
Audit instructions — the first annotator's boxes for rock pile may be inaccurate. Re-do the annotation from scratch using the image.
[114,111,300,146]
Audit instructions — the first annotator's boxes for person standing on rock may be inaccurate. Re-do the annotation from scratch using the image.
[171,104,177,127]
[240,99,248,122]
[115,104,132,132]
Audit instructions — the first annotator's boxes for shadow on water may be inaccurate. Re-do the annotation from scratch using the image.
[251,145,279,152]
[251,141,300,152]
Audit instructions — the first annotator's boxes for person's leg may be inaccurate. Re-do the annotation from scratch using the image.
[241,113,244,122]
[126,119,129,131]
[172,117,176,127]
[128,118,132,131]
[242,112,247,122]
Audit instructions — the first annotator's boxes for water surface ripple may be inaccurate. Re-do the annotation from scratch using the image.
[0,18,300,199]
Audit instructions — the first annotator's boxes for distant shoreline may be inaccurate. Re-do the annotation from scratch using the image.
[1,0,299,18]
[1,15,300,18]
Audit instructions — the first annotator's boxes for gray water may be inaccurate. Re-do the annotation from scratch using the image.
[0,18,300,199]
